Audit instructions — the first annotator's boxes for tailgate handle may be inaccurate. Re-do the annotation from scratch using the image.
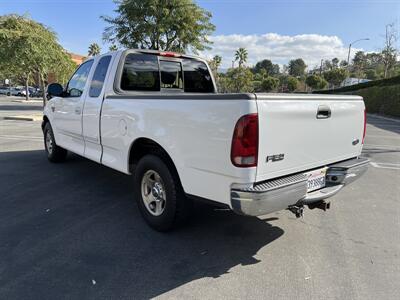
[316,105,331,119]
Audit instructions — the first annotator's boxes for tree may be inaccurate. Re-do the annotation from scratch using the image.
[288,58,307,77]
[339,60,348,68]
[323,68,348,88]
[365,69,378,80]
[235,48,248,68]
[352,51,367,79]
[88,43,101,56]
[331,57,339,69]
[382,23,398,78]
[253,59,280,76]
[102,0,215,53]
[109,44,118,51]
[286,76,299,92]
[0,14,75,103]
[261,76,279,92]
[210,55,222,74]
[224,67,253,92]
[306,74,327,90]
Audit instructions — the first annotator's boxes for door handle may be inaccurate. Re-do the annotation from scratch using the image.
[316,105,331,119]
[75,107,82,115]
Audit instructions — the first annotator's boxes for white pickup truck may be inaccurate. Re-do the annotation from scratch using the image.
[43,49,369,231]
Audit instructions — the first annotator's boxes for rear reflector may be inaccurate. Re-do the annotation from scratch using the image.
[362,108,366,144]
[231,114,258,167]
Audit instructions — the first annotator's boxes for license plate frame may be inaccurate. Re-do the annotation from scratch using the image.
[305,167,327,192]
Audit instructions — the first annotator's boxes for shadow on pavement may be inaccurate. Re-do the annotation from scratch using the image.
[367,115,400,135]
[0,150,284,299]
[0,104,43,111]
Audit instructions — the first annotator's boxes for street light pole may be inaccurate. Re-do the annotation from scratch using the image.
[347,38,370,67]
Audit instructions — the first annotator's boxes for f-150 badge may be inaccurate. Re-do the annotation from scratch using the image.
[266,154,285,163]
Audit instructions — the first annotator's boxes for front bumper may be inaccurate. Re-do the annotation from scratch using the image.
[231,157,369,216]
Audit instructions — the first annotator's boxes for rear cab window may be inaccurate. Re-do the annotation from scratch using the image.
[160,60,183,90]
[182,59,214,93]
[119,52,215,93]
[121,53,160,91]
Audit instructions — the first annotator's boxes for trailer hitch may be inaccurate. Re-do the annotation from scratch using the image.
[307,201,331,211]
[288,201,331,218]
[288,205,304,218]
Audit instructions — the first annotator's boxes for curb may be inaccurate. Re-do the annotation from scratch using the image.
[11,99,43,104]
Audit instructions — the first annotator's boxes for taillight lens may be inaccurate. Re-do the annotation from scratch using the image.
[362,108,366,144]
[231,114,258,167]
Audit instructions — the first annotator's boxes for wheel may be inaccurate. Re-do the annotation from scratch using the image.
[43,123,68,163]
[6,92,10,96]
[134,154,191,231]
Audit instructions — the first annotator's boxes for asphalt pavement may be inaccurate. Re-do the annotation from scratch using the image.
[0,96,399,300]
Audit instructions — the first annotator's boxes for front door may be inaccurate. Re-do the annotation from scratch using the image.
[54,60,94,155]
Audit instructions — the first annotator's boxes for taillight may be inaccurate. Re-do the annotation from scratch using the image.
[231,114,258,167]
[362,108,366,144]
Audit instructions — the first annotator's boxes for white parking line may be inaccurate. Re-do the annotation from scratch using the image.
[370,162,400,170]
[0,135,42,140]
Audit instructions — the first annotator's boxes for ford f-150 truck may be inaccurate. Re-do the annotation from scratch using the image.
[43,49,369,231]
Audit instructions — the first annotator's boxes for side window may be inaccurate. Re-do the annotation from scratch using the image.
[160,60,183,90]
[66,60,94,97]
[121,53,160,91]
[182,59,214,93]
[89,56,112,97]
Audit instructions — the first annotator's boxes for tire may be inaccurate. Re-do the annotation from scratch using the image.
[134,154,191,231]
[43,123,68,163]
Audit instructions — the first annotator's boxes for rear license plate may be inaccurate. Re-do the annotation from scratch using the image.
[306,168,327,192]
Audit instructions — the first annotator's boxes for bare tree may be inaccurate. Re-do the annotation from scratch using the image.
[382,23,398,78]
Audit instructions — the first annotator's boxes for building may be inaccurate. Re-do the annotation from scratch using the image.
[69,52,86,65]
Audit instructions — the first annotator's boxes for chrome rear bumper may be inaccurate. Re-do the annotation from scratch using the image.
[231,157,369,216]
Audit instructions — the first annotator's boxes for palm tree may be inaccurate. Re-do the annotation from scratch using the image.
[109,44,118,52]
[234,48,248,68]
[88,43,101,56]
[212,55,222,73]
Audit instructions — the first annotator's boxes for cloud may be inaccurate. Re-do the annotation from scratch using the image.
[201,33,361,70]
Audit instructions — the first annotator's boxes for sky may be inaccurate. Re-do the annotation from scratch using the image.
[1,0,399,69]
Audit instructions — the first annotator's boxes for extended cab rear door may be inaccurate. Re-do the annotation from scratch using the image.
[82,54,114,162]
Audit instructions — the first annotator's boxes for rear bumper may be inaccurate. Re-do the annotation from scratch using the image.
[231,157,369,216]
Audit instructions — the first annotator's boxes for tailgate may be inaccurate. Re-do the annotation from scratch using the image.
[255,94,365,182]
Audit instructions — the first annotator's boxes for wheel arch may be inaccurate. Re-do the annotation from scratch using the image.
[41,115,50,131]
[127,137,185,192]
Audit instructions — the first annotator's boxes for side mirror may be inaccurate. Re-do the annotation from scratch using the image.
[47,83,64,97]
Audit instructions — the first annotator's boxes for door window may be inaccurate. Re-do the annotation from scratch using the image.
[66,60,94,97]
[89,56,112,97]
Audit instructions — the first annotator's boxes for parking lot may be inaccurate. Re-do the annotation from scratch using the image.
[0,96,399,300]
